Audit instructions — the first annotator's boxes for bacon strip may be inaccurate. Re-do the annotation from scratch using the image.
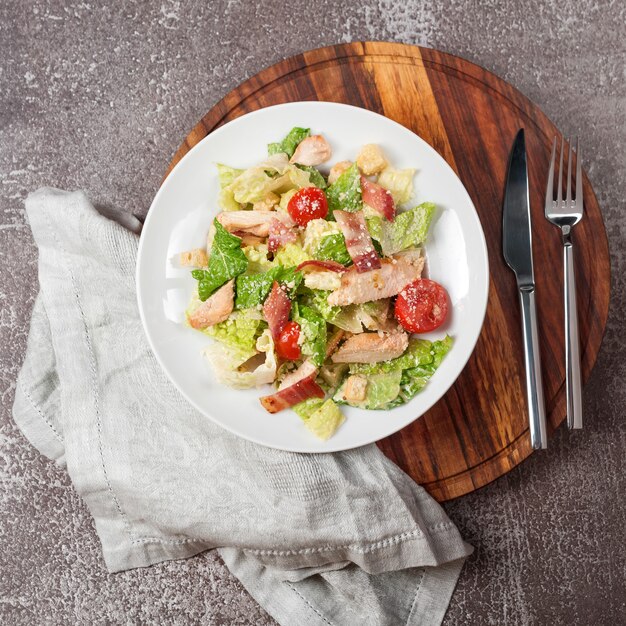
[262,281,291,341]
[260,373,325,413]
[334,210,381,273]
[360,176,395,221]
[268,218,298,253]
[296,259,347,273]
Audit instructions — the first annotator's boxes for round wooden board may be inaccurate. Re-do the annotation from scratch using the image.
[165,42,610,502]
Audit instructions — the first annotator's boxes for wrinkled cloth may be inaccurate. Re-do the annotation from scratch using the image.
[13,188,473,626]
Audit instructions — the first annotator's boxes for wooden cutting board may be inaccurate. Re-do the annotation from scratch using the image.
[165,42,610,502]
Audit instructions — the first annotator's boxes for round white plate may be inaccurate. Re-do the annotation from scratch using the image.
[137,102,489,453]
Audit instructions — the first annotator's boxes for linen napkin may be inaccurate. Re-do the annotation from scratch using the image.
[13,188,473,626]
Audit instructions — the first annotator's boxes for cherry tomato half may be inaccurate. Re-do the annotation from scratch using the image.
[287,187,328,226]
[276,321,302,360]
[394,279,449,333]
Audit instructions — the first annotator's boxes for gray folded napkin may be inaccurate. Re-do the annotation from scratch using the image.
[13,188,473,626]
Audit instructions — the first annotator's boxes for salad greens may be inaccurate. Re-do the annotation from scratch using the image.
[192,219,248,301]
[184,127,453,441]
[268,127,310,158]
[326,163,362,213]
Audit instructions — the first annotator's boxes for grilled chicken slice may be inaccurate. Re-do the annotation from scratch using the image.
[187,280,235,329]
[289,135,332,166]
[217,211,293,238]
[331,331,408,364]
[278,360,318,391]
[327,254,424,306]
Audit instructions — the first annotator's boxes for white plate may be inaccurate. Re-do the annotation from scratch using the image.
[137,102,489,453]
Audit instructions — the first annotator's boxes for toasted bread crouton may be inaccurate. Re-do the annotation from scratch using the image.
[180,248,208,268]
[328,160,353,185]
[253,192,280,212]
[344,375,368,402]
[356,144,388,176]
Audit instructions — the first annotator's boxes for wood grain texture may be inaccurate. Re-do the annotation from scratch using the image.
[165,42,610,502]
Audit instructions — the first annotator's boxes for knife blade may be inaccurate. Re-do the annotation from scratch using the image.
[503,129,548,449]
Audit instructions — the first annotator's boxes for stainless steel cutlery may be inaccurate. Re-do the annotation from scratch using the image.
[503,130,584,449]
[503,129,548,449]
[545,137,584,430]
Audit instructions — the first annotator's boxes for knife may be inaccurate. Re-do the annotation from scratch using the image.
[503,129,548,450]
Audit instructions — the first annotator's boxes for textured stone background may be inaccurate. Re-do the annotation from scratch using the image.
[1,0,625,624]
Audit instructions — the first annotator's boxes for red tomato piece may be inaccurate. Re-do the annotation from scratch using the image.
[394,279,449,333]
[287,187,328,226]
[276,321,302,360]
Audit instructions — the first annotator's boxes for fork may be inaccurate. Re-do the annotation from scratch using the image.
[545,137,583,429]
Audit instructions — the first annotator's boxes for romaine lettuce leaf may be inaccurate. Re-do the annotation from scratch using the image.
[382,337,452,408]
[334,370,402,409]
[279,189,297,211]
[306,290,363,334]
[293,397,325,420]
[202,309,265,360]
[273,242,312,267]
[203,329,276,390]
[192,219,248,300]
[367,203,436,256]
[326,163,362,214]
[377,166,415,205]
[268,127,310,158]
[218,188,243,212]
[296,165,327,189]
[292,303,327,367]
[349,336,452,376]
[216,164,244,188]
[314,233,352,266]
[303,219,341,254]
[235,266,303,309]
[303,399,345,440]
[242,244,273,273]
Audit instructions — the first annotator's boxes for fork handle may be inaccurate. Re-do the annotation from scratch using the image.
[563,235,583,429]
[519,287,548,449]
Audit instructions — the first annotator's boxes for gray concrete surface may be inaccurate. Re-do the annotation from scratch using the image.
[1,1,625,624]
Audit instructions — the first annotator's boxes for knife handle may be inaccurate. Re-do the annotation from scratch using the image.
[519,287,548,449]
[564,238,583,429]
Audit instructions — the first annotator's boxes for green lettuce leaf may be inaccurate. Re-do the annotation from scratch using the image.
[268,127,310,158]
[202,309,265,361]
[296,165,327,189]
[306,290,363,334]
[293,397,325,420]
[383,337,452,408]
[235,266,303,309]
[303,399,345,440]
[203,328,277,390]
[377,166,415,205]
[273,242,312,267]
[367,203,436,256]
[192,220,248,301]
[314,233,352,266]
[349,336,452,376]
[334,370,402,409]
[292,303,327,367]
[343,336,452,408]
[242,244,273,273]
[326,163,362,214]
[216,164,244,188]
